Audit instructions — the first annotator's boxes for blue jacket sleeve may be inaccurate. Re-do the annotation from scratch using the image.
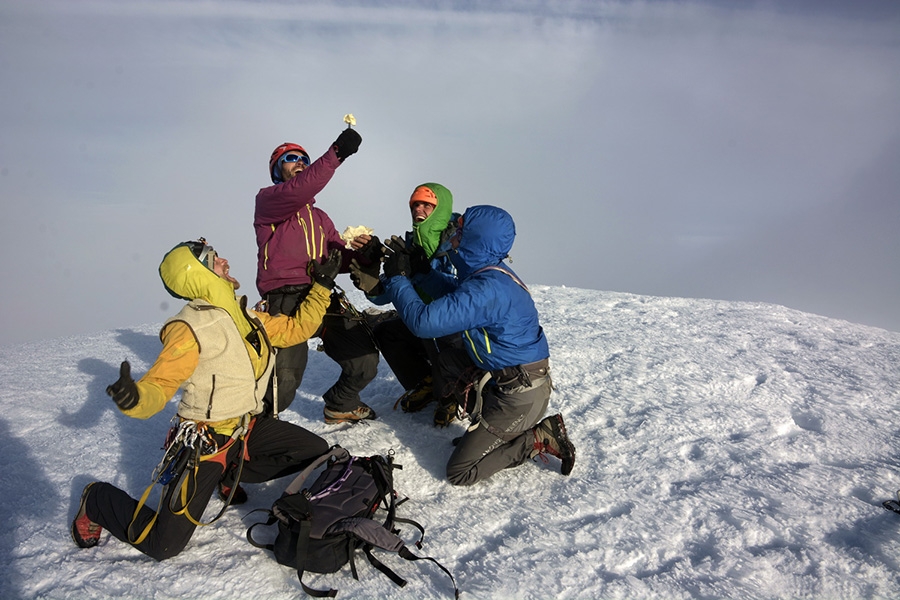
[412,268,458,300]
[384,274,501,339]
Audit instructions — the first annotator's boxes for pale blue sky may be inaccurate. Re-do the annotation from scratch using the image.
[1,0,899,345]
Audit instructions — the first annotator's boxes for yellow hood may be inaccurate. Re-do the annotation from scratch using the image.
[159,245,252,339]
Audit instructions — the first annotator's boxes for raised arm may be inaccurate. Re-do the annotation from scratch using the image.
[254,148,342,225]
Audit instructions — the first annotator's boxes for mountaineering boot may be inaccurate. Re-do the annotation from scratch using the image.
[324,403,377,424]
[532,414,576,476]
[71,482,103,548]
[433,400,458,427]
[397,376,435,413]
[218,482,248,505]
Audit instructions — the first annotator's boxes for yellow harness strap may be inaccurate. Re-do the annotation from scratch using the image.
[126,415,252,544]
[127,482,167,545]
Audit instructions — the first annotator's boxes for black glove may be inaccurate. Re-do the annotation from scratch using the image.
[107,361,139,410]
[333,128,362,162]
[308,249,342,289]
[383,236,412,279]
[350,258,382,294]
[409,244,431,276]
[357,235,385,264]
[384,235,407,255]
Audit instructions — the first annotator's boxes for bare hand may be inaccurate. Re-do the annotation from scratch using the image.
[349,234,371,250]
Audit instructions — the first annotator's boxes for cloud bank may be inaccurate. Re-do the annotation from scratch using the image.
[1,0,899,344]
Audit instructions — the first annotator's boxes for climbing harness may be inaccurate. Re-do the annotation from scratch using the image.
[127,415,252,544]
[452,359,551,443]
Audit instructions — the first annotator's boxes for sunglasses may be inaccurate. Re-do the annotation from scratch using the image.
[282,154,310,166]
[191,237,217,269]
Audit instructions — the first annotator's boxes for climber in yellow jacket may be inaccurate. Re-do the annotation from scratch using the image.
[71,238,340,561]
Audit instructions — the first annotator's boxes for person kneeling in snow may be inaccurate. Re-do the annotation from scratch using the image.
[381,205,576,485]
[350,182,469,426]
[71,238,339,560]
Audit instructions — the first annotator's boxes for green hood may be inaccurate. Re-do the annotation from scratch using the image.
[412,182,453,258]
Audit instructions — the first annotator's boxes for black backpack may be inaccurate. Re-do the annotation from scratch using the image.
[247,446,459,598]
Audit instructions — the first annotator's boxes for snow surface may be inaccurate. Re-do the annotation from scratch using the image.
[2,285,900,599]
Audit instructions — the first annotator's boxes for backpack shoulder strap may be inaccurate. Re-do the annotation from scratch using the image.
[327,517,404,552]
[393,516,426,548]
[367,456,398,525]
[299,566,337,598]
[398,546,461,599]
[283,445,350,496]
[473,264,529,294]
[363,545,408,589]
[245,508,278,550]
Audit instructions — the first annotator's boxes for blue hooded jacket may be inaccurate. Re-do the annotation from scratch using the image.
[384,205,549,370]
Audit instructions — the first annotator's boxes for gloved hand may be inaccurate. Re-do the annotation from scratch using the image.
[350,258,382,294]
[309,249,342,289]
[107,361,139,410]
[333,128,362,162]
[409,244,431,276]
[384,235,406,254]
[357,235,385,264]
[382,236,412,279]
[384,235,429,275]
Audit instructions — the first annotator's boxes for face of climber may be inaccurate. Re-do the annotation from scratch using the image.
[212,253,241,290]
[411,201,435,223]
[280,152,310,182]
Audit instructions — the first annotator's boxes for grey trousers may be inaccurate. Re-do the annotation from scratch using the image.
[446,376,551,486]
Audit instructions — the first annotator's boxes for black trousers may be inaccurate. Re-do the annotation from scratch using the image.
[372,317,430,391]
[263,287,379,414]
[373,317,469,406]
[84,416,328,561]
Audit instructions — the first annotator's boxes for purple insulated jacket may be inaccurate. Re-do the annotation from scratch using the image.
[254,146,350,296]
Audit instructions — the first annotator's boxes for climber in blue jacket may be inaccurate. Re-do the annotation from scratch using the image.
[382,204,575,485]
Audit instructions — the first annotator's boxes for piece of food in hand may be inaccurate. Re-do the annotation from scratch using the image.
[343,113,356,127]
[341,225,374,249]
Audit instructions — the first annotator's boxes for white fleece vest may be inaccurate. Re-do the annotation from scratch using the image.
[166,300,273,422]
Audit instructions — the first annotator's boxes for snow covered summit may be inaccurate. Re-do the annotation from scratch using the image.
[2,285,899,599]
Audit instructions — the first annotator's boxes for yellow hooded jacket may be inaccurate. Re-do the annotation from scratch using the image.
[121,245,330,434]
